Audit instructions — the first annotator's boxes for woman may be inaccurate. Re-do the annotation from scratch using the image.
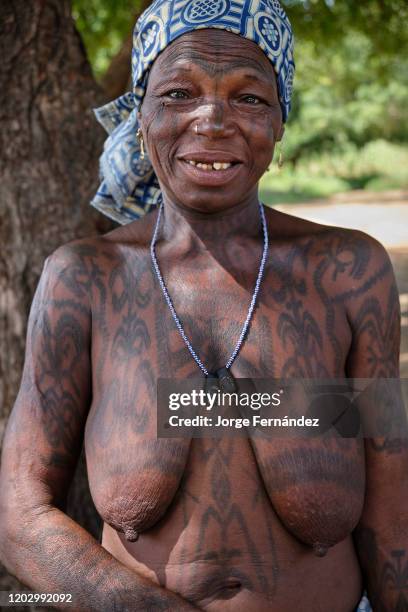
[0,1,406,610]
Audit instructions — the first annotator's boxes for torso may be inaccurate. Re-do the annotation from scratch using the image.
[83,206,365,610]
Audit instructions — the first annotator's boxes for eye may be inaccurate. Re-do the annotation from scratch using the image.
[241,94,262,104]
[165,89,189,99]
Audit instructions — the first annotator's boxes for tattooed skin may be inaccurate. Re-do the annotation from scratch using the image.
[355,528,408,612]
[2,198,402,611]
[1,29,406,612]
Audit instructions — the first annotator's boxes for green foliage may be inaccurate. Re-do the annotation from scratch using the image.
[282,0,408,57]
[72,0,145,76]
[260,140,408,204]
[284,30,408,162]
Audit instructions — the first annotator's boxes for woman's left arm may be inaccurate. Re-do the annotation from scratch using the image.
[343,232,408,610]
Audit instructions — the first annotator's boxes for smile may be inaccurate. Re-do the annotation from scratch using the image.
[185,160,233,171]
[179,159,242,185]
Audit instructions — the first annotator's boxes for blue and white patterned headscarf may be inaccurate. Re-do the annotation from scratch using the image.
[91,0,295,224]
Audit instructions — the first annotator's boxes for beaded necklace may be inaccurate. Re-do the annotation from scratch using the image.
[150,200,269,391]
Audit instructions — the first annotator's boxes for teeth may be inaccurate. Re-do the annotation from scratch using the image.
[213,162,232,170]
[186,160,233,171]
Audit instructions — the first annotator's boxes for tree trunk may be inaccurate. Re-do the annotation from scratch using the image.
[0,0,112,598]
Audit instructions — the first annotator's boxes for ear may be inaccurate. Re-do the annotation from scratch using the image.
[277,123,285,142]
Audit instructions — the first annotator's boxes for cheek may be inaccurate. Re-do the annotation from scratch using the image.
[248,112,279,167]
[141,101,181,168]
[141,101,165,144]
[262,109,281,144]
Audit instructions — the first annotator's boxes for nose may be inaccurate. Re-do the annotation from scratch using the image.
[194,101,235,138]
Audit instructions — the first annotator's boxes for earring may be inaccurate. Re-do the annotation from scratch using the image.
[136,128,145,159]
[277,142,284,169]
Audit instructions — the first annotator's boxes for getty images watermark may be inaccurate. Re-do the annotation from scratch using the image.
[166,387,319,430]
[156,378,408,438]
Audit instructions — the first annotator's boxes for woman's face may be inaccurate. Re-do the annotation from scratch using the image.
[139,29,284,213]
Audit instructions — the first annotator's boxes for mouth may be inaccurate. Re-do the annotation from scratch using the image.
[178,157,243,185]
[184,159,236,171]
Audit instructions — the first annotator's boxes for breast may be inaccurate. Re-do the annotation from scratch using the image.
[84,378,191,541]
[250,436,365,555]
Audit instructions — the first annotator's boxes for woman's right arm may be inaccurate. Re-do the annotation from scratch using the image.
[0,244,198,611]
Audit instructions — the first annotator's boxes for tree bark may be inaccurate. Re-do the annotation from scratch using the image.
[0,0,112,598]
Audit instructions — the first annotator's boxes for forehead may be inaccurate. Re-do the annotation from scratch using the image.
[150,29,275,79]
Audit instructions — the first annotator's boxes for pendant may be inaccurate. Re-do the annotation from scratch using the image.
[204,372,220,395]
[216,368,237,393]
[205,368,236,393]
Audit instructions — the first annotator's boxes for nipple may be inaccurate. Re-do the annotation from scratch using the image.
[313,542,329,557]
[124,526,139,542]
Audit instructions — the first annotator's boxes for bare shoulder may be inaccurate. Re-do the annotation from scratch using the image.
[265,205,393,278]
[46,213,156,276]
[96,211,157,250]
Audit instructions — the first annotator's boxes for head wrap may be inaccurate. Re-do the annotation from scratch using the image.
[91,0,295,224]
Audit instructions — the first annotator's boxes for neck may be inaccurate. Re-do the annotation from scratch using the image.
[158,194,263,256]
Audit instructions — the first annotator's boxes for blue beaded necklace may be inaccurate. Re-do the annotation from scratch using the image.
[150,200,269,390]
